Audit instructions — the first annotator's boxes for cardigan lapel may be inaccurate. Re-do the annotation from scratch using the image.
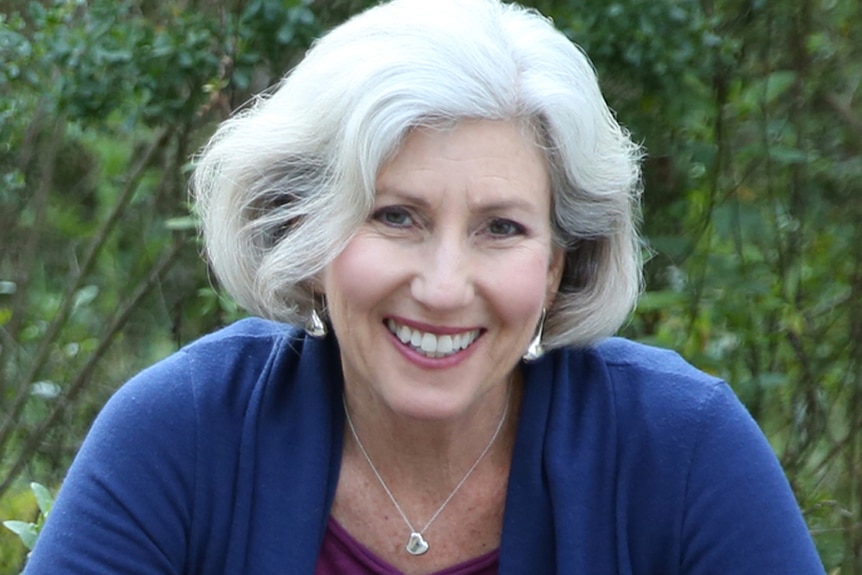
[240,330,345,574]
[498,357,557,573]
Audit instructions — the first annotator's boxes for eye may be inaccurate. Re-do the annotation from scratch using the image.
[485,218,525,237]
[373,206,414,228]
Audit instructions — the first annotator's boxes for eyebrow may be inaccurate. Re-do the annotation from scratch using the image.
[374,188,432,209]
[375,187,539,214]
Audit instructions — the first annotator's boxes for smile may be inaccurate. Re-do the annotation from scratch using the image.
[385,319,481,359]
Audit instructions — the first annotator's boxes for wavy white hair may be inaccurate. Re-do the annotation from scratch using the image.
[192,0,643,349]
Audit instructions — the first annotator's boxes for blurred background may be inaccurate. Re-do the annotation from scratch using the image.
[0,0,859,571]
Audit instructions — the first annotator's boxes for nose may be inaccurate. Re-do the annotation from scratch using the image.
[410,233,475,311]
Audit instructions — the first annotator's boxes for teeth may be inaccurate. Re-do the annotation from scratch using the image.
[386,320,479,358]
[438,335,453,354]
[410,330,422,347]
[397,324,411,344]
[420,333,436,353]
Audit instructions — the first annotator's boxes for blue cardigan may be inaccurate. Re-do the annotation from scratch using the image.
[25,318,824,574]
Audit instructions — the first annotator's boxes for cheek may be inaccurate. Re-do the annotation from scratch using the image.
[481,248,555,322]
[324,236,398,316]
[326,243,369,295]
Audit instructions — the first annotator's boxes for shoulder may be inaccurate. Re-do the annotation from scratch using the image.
[530,340,823,572]
[591,337,722,390]
[129,317,302,396]
[178,316,302,368]
[96,318,309,446]
[187,315,299,344]
[551,337,727,427]
[541,338,745,487]
[532,338,735,486]
[547,337,786,513]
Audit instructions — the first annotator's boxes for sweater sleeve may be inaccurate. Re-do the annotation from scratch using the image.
[680,382,824,574]
[23,350,197,574]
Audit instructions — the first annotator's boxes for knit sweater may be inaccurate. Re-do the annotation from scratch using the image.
[25,318,824,574]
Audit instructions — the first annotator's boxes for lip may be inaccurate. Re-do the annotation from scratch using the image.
[384,316,484,369]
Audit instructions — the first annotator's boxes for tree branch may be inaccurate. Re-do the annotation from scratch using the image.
[0,128,172,457]
[0,240,185,500]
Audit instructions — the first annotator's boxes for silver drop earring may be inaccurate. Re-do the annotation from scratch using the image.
[304,296,328,338]
[522,307,546,362]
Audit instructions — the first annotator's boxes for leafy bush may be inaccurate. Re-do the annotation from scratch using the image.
[1,0,860,571]
[1,483,53,574]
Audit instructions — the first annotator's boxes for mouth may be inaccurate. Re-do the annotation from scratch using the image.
[385,319,481,359]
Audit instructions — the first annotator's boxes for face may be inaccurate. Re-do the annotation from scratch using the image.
[323,119,564,423]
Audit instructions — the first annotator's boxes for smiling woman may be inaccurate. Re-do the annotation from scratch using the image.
[22,0,825,574]
[326,120,561,426]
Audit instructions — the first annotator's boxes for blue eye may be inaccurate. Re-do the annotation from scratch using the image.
[374,206,414,227]
[486,219,524,237]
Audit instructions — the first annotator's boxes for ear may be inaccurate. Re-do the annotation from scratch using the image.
[545,246,565,307]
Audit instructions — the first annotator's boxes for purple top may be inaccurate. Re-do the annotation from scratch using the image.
[315,517,499,574]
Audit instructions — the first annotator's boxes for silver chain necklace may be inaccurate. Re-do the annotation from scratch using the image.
[342,387,511,556]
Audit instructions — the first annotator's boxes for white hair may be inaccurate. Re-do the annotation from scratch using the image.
[192,0,643,349]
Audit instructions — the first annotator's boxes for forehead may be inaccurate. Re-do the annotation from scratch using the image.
[375,119,551,208]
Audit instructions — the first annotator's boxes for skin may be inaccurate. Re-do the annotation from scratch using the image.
[324,119,564,572]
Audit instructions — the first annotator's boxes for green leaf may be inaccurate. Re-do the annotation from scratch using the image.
[164,216,198,231]
[764,70,796,104]
[768,146,808,165]
[3,520,38,550]
[73,285,100,309]
[737,70,797,113]
[755,372,789,389]
[636,290,685,312]
[31,483,54,518]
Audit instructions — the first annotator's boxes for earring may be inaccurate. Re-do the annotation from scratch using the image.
[522,308,546,362]
[304,294,328,338]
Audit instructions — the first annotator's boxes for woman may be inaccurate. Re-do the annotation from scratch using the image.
[25,0,824,573]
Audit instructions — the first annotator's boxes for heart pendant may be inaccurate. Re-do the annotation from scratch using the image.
[406,532,430,555]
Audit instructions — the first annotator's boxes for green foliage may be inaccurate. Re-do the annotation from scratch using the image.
[1,483,53,573]
[236,0,320,82]
[3,483,52,551]
[612,0,862,568]
[1,0,860,571]
[0,0,254,519]
[0,488,34,573]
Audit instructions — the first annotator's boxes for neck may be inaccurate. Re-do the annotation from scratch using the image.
[341,373,521,491]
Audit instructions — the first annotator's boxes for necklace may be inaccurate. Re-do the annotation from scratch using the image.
[342,387,512,556]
